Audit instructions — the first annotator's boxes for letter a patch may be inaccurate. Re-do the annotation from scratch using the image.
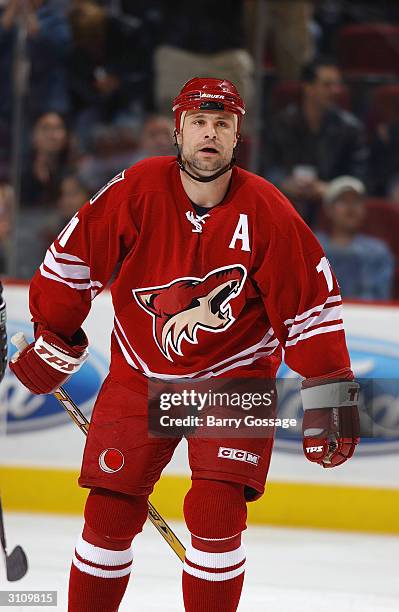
[229,214,250,252]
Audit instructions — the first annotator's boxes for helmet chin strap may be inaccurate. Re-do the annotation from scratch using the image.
[174,131,238,183]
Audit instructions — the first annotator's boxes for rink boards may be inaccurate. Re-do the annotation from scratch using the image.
[1,283,399,533]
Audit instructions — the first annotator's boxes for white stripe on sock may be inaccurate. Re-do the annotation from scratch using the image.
[185,543,245,569]
[183,562,245,582]
[72,555,132,579]
[76,535,133,566]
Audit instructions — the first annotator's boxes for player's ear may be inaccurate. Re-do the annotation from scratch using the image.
[174,129,182,147]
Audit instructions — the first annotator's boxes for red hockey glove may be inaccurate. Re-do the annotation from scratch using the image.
[301,378,360,468]
[9,330,88,394]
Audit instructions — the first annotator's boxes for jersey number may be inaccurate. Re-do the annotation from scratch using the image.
[58,215,80,248]
[316,256,333,291]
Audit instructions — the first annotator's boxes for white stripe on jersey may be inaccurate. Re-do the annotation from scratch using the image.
[44,249,90,280]
[50,244,85,263]
[282,294,344,347]
[39,264,103,299]
[211,345,278,377]
[113,316,279,381]
[287,304,343,339]
[285,323,344,347]
[284,294,342,326]
[40,242,103,299]
[199,328,278,375]
[113,326,140,370]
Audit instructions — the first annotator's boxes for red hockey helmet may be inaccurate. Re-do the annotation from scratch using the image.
[172,77,245,134]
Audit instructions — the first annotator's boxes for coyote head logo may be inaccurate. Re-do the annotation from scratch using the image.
[133,265,247,361]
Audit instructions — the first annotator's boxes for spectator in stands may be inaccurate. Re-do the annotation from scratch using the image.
[67,0,152,147]
[21,112,77,207]
[316,176,394,300]
[245,0,314,80]
[314,2,399,56]
[41,173,89,248]
[129,114,175,165]
[0,0,70,123]
[0,182,12,273]
[0,120,10,184]
[58,173,89,221]
[262,57,369,227]
[370,121,399,199]
[79,115,174,192]
[77,123,137,193]
[388,178,399,207]
[99,0,162,105]
[154,1,254,124]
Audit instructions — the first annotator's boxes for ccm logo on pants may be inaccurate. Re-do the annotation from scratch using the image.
[218,447,260,465]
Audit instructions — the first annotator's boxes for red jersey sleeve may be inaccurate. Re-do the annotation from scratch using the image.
[253,189,351,379]
[29,172,138,341]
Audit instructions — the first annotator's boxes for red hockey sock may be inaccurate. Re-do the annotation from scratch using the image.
[183,480,247,612]
[68,488,148,612]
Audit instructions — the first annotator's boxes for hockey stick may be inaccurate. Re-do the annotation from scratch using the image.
[11,333,186,562]
[0,496,28,581]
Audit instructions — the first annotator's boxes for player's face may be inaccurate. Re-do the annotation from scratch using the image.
[177,110,237,176]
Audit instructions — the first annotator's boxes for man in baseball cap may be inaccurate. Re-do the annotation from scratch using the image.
[317,176,394,299]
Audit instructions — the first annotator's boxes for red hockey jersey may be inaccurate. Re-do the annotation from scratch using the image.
[30,157,351,392]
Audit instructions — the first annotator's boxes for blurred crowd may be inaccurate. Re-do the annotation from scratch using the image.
[0,0,398,301]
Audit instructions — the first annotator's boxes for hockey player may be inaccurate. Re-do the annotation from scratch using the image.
[0,282,6,384]
[10,78,360,611]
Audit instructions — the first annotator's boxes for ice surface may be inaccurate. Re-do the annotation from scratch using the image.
[1,513,398,611]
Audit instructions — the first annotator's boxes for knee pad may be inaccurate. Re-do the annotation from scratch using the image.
[184,480,247,541]
[83,487,148,550]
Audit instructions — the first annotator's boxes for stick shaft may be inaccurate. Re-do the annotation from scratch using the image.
[0,497,8,553]
[11,333,186,562]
